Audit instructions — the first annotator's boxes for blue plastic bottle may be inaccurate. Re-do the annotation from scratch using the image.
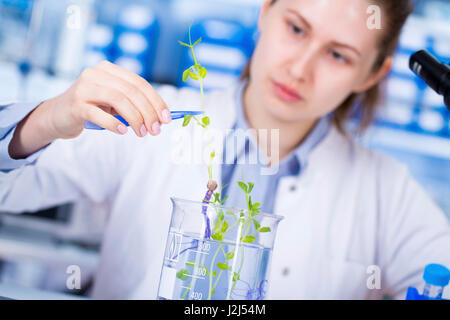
[422,264,450,300]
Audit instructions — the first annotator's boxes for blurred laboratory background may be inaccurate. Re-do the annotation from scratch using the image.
[0,0,449,299]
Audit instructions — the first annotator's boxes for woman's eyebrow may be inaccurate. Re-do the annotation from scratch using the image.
[331,41,362,57]
[287,9,312,30]
[287,8,362,57]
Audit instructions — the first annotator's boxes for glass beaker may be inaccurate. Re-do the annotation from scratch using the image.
[157,197,284,300]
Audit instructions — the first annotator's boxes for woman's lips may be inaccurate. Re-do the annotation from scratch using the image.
[272,81,304,103]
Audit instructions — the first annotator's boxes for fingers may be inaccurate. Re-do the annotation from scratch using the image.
[77,67,161,137]
[81,103,129,135]
[76,79,148,137]
[96,60,172,125]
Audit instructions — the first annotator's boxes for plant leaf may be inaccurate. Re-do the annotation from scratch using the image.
[189,71,199,80]
[185,261,195,267]
[220,195,228,204]
[247,182,254,194]
[176,269,189,280]
[182,69,189,82]
[202,116,210,126]
[211,233,223,241]
[232,272,240,281]
[241,235,256,243]
[259,227,271,233]
[252,202,261,209]
[221,220,228,233]
[218,210,224,221]
[183,114,193,127]
[252,218,260,230]
[225,252,235,260]
[213,220,221,233]
[178,40,190,47]
[216,262,229,270]
[193,37,202,46]
[210,151,215,158]
[237,181,248,193]
[199,66,207,78]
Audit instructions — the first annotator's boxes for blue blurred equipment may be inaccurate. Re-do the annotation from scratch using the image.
[410,50,450,110]
[405,263,450,300]
[84,111,204,130]
[17,0,44,100]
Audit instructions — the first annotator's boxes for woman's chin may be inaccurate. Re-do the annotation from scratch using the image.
[264,96,310,123]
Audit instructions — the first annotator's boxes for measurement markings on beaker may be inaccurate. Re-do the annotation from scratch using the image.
[189,249,208,255]
[184,273,205,280]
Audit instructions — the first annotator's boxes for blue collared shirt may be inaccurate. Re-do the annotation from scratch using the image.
[0,102,46,172]
[221,81,331,214]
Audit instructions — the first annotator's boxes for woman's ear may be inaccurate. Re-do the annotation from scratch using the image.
[354,56,393,93]
[258,0,274,30]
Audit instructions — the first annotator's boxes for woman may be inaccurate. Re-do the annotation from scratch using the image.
[1,0,449,299]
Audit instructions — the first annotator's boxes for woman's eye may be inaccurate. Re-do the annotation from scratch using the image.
[290,23,304,35]
[331,51,347,63]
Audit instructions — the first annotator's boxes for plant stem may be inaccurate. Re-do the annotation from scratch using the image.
[249,230,259,237]
[201,189,214,238]
[212,270,223,294]
[188,27,199,66]
[221,245,227,257]
[208,243,222,300]
[226,216,247,300]
[243,217,252,238]
[171,239,198,261]
[227,220,241,232]
[227,243,245,300]
[192,115,204,126]
[181,284,191,300]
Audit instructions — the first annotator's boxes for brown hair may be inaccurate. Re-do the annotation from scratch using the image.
[241,0,414,134]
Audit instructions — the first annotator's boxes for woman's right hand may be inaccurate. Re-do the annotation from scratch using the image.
[45,60,172,140]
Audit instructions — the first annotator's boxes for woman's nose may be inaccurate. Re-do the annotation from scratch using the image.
[288,44,319,81]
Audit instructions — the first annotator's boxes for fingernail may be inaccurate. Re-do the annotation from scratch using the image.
[162,109,172,123]
[140,124,147,137]
[152,122,161,135]
[118,124,128,134]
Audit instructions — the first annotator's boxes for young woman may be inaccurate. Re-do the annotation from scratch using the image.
[1,0,449,299]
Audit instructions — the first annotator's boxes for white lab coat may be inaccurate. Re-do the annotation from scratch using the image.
[1,83,449,300]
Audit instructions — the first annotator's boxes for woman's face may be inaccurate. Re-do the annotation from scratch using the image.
[249,0,389,122]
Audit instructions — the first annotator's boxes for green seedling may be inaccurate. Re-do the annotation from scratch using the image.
[179,24,214,181]
[176,24,272,301]
[179,26,209,130]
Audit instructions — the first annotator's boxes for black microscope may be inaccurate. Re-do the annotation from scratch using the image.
[410,50,450,110]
